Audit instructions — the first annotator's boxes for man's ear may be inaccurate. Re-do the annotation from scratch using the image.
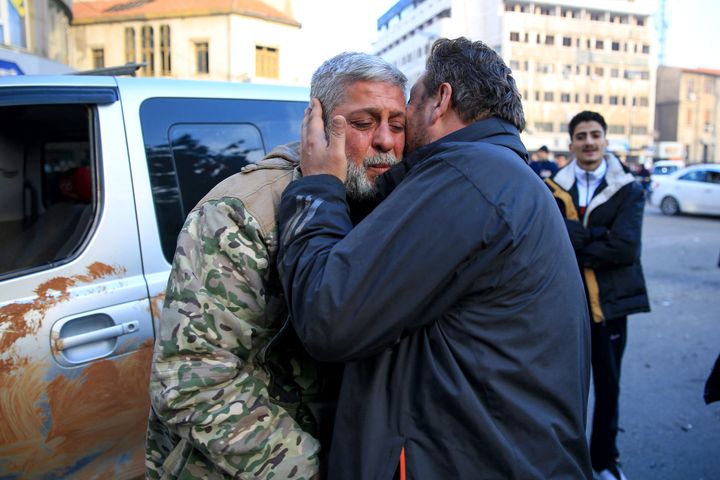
[430,82,453,123]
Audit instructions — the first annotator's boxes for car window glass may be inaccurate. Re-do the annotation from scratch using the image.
[705,171,720,184]
[0,104,96,278]
[141,98,305,262]
[169,124,264,217]
[679,170,705,182]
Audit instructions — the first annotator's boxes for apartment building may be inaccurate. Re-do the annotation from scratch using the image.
[374,0,656,161]
[70,0,303,84]
[0,0,75,75]
[656,66,719,163]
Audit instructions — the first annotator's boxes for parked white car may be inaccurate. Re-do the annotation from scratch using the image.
[650,164,720,216]
[650,159,685,176]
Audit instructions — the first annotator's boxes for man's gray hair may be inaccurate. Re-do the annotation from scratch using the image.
[423,37,525,131]
[311,52,407,129]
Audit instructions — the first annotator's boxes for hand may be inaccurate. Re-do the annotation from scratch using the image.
[565,220,590,250]
[301,98,348,182]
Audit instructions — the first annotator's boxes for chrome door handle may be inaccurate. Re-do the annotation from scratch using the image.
[54,321,139,351]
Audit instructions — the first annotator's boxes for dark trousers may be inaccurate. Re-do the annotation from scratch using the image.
[590,316,627,471]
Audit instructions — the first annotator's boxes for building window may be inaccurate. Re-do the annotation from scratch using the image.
[195,41,209,74]
[638,97,649,107]
[610,68,619,78]
[640,71,650,80]
[642,44,650,54]
[141,26,155,76]
[636,16,645,26]
[612,41,620,51]
[534,91,540,101]
[562,36,572,47]
[538,6,552,15]
[590,11,603,21]
[544,92,554,102]
[160,25,171,75]
[125,27,136,64]
[609,96,619,105]
[545,35,554,45]
[631,126,647,135]
[595,39,604,50]
[594,66,604,77]
[574,93,579,103]
[92,48,105,69]
[705,79,715,94]
[510,31,520,42]
[593,95,603,104]
[561,93,571,103]
[608,125,625,134]
[509,60,520,70]
[534,122,554,132]
[256,45,279,78]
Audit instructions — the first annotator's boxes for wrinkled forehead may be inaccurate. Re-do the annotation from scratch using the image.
[333,80,406,116]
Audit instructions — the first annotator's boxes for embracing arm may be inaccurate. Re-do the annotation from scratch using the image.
[149,199,319,478]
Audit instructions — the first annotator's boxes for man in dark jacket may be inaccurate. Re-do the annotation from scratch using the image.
[546,111,651,480]
[278,38,592,479]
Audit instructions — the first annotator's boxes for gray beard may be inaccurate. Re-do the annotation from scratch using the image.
[345,153,399,200]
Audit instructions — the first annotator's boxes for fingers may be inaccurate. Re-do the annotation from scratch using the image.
[328,115,347,165]
[299,98,348,182]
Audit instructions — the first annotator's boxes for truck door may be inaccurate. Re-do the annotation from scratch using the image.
[0,83,152,479]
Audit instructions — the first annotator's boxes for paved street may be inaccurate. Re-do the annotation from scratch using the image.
[606,205,720,480]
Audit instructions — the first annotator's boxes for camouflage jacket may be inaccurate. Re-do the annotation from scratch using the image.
[146,143,329,479]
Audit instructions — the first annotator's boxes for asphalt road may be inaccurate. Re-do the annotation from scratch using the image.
[605,205,720,480]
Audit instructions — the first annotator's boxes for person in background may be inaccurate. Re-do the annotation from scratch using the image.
[556,152,570,168]
[529,145,559,179]
[145,52,407,479]
[546,110,651,480]
[278,37,592,479]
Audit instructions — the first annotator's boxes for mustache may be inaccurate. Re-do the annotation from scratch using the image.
[364,154,400,168]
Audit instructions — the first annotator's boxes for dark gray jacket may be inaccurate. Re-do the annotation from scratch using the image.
[278,118,592,479]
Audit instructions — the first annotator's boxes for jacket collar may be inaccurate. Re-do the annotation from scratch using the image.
[554,153,636,225]
[410,117,529,165]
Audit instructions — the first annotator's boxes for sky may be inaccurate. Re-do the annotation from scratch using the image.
[292,0,720,83]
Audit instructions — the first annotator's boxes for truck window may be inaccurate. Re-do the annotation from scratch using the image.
[141,97,305,262]
[169,123,264,218]
[0,104,96,278]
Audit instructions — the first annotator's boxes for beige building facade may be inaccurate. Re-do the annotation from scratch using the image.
[374,0,656,161]
[70,0,303,84]
[656,66,719,163]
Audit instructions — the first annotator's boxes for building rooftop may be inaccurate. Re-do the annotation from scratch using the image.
[683,67,720,77]
[73,0,300,27]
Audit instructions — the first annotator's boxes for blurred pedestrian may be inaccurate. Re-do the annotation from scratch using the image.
[529,145,559,179]
[546,110,651,480]
[556,152,569,168]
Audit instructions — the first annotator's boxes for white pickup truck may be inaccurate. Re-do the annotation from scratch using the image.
[0,75,307,478]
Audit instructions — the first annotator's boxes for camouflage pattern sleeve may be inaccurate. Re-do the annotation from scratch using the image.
[149,197,320,479]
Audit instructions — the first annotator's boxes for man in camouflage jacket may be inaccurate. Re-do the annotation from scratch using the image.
[145,52,407,479]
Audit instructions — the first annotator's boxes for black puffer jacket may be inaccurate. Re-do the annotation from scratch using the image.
[548,155,651,320]
[279,118,592,479]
